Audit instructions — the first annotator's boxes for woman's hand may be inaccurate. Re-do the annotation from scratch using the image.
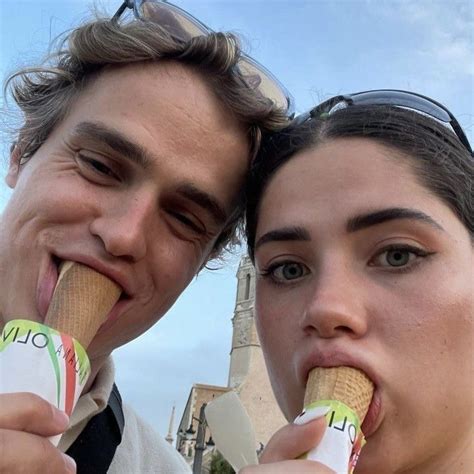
[0,392,76,473]
[239,416,334,473]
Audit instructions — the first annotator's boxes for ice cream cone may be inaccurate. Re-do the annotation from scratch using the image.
[44,261,121,349]
[304,366,374,423]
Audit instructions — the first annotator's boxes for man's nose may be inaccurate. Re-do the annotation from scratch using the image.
[299,264,368,339]
[89,192,155,262]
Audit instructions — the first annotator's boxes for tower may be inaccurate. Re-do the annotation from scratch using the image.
[228,255,259,388]
[165,404,176,444]
[177,255,286,462]
[227,256,286,447]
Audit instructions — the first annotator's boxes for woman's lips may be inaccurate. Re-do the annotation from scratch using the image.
[361,388,382,437]
[37,257,59,321]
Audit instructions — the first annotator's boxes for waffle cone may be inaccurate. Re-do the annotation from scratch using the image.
[44,261,121,349]
[304,366,374,423]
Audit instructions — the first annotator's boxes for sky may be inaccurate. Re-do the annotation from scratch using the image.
[1,0,472,439]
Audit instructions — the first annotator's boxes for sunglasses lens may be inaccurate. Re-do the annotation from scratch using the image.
[238,59,289,111]
[139,0,207,42]
[135,0,291,113]
[352,91,452,123]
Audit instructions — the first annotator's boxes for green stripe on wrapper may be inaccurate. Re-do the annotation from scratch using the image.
[0,319,91,436]
[301,400,366,474]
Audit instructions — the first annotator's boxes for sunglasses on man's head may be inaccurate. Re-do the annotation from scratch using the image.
[294,89,472,156]
[112,0,294,115]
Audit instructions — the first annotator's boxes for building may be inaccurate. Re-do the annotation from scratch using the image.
[176,256,286,470]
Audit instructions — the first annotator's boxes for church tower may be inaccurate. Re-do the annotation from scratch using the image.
[177,255,286,460]
[227,256,286,447]
[228,255,259,388]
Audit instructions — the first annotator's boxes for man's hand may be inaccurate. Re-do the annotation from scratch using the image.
[239,417,334,473]
[0,392,76,473]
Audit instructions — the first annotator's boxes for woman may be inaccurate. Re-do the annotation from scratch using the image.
[242,90,473,473]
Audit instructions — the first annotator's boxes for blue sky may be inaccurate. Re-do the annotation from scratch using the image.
[1,0,472,438]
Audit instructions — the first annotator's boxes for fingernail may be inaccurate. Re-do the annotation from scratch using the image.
[62,453,76,472]
[53,408,70,427]
[293,405,330,425]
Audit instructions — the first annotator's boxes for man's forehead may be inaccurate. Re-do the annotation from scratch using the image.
[76,60,248,141]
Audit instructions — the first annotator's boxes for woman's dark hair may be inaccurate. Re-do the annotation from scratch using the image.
[246,104,474,261]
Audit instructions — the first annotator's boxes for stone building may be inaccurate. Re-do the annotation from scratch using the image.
[176,256,286,469]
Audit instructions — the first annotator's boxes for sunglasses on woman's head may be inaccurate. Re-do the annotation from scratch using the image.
[294,89,472,156]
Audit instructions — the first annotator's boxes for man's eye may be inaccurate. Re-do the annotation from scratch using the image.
[169,211,205,235]
[76,152,120,180]
[86,159,114,176]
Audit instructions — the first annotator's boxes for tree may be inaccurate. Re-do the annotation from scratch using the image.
[209,451,235,474]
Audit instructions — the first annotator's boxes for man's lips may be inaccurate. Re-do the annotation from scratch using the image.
[37,256,130,326]
[56,254,134,297]
[95,297,132,334]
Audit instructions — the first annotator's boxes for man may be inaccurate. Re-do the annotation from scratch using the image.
[0,1,290,472]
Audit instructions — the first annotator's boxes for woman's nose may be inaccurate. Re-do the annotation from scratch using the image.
[89,193,155,262]
[299,265,368,339]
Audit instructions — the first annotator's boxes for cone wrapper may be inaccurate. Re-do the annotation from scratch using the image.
[0,319,90,445]
[295,367,374,474]
[0,262,121,446]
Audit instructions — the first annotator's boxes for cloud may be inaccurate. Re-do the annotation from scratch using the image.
[114,329,231,437]
[376,1,473,78]
[407,2,472,76]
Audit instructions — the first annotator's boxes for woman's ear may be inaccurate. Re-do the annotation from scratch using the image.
[5,143,22,188]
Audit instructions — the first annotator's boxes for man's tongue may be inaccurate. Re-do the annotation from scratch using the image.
[37,258,59,320]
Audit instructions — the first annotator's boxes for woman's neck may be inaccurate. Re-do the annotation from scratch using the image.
[400,429,473,474]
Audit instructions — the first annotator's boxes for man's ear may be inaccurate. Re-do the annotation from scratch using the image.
[5,143,22,188]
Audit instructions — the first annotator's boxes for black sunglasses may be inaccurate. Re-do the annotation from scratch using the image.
[295,89,472,156]
[112,0,294,115]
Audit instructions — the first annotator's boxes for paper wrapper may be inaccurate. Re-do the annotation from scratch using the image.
[0,262,121,445]
[295,367,374,474]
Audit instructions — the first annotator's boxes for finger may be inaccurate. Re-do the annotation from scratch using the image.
[0,393,69,436]
[0,429,76,473]
[259,417,327,463]
[239,459,335,474]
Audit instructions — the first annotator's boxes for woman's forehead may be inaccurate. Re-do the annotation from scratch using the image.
[262,139,416,200]
[256,138,463,238]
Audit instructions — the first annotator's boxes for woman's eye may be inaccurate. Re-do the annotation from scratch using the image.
[370,245,431,269]
[385,249,411,266]
[263,261,309,283]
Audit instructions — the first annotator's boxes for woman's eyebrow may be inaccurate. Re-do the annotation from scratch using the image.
[72,121,153,168]
[346,207,445,233]
[255,226,311,251]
